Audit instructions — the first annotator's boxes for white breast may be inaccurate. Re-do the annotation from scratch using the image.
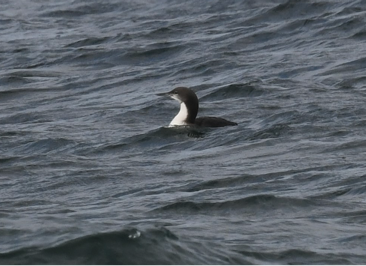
[169,102,189,127]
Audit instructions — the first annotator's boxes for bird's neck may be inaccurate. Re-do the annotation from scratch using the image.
[169,102,197,126]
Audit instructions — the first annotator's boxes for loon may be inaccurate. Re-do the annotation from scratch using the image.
[157,87,237,127]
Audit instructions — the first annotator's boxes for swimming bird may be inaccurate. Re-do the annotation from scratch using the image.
[157,87,237,127]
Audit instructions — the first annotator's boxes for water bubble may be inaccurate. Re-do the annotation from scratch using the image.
[128,230,141,239]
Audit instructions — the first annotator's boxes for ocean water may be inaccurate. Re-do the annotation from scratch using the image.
[1,0,366,264]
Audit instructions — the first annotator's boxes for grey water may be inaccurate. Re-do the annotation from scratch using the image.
[1,0,366,264]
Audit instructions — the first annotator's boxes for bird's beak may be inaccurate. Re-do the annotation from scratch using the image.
[156,92,170,97]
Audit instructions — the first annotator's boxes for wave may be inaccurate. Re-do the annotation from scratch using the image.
[0,227,248,264]
[1,225,364,264]
[200,82,265,101]
[86,126,208,156]
[0,227,171,264]
[152,194,320,217]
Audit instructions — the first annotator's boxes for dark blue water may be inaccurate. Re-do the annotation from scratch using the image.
[1,0,366,264]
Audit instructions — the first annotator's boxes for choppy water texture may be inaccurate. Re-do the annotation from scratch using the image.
[1,0,366,264]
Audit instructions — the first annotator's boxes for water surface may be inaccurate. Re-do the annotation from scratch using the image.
[1,0,366,264]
